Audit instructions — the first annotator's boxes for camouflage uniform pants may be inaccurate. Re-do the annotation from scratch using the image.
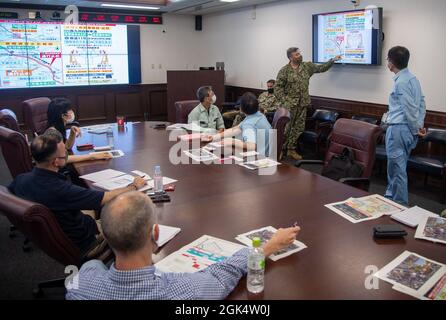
[284,106,307,151]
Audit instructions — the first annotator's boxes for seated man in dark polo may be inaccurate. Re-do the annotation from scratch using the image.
[8,132,146,254]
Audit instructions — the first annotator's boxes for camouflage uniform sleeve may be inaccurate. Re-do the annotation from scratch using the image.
[309,59,335,75]
[274,66,290,108]
[258,92,268,110]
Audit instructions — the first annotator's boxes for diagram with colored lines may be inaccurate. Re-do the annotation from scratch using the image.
[0,20,129,89]
[155,235,244,273]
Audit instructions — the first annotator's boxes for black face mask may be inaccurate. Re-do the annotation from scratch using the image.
[267,88,274,94]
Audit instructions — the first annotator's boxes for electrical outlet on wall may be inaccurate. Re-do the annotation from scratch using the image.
[158,64,162,69]
[151,64,155,69]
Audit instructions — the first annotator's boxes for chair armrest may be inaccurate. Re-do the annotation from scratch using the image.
[295,159,324,167]
[339,177,370,191]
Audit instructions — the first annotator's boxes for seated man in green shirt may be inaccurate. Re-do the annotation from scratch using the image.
[188,86,225,133]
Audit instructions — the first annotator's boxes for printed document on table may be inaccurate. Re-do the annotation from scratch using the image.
[79,169,125,183]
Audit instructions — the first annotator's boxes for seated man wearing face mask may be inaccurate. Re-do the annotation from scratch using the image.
[232,79,279,127]
[188,86,225,133]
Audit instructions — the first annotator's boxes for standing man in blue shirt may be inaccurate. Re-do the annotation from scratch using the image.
[66,191,300,300]
[384,46,426,205]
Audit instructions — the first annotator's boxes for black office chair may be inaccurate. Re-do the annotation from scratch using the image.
[408,128,446,203]
[299,109,339,155]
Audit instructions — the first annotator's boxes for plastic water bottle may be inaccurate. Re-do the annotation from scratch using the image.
[106,127,114,149]
[247,237,265,294]
[153,165,163,194]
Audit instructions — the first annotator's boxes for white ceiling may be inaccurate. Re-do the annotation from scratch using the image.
[0,0,283,15]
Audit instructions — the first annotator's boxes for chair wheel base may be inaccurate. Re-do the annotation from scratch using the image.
[32,288,43,298]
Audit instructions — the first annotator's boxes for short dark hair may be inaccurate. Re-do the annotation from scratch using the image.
[287,47,299,59]
[267,79,275,85]
[47,97,73,140]
[240,92,259,115]
[30,134,59,163]
[101,192,156,253]
[196,86,212,103]
[387,46,410,70]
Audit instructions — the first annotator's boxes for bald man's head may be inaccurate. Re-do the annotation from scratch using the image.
[101,192,156,254]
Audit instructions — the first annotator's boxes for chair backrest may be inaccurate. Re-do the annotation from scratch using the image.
[0,109,20,132]
[175,100,200,124]
[0,185,81,266]
[351,115,379,125]
[22,97,50,135]
[324,118,381,178]
[312,109,339,123]
[424,128,446,145]
[0,126,33,178]
[272,108,291,155]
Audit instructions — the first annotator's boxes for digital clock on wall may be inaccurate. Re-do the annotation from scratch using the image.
[79,13,162,24]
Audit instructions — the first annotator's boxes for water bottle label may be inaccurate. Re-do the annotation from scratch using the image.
[259,259,265,269]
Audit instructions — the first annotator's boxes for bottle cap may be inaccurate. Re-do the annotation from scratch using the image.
[252,237,261,248]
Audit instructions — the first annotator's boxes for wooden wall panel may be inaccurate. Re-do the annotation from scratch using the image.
[76,94,107,122]
[0,84,168,130]
[115,91,143,120]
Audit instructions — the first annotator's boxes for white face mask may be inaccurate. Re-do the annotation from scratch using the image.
[211,94,217,104]
[65,112,75,124]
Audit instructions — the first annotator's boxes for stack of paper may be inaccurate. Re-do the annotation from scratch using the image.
[184,149,219,162]
[239,158,281,170]
[156,225,181,247]
[391,206,438,227]
[415,215,446,244]
[155,235,244,273]
[375,251,446,300]
[325,194,406,224]
[236,226,307,261]
[80,169,177,192]
[80,169,125,183]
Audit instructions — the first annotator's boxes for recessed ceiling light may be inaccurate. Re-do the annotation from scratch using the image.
[101,3,160,10]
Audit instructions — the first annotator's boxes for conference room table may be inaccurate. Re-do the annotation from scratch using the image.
[72,121,445,300]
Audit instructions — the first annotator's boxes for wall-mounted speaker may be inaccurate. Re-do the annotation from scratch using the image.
[195,15,202,31]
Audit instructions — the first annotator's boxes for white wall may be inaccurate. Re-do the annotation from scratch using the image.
[200,0,446,112]
[140,14,203,84]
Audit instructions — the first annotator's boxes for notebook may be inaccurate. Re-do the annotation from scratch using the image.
[157,225,181,247]
[391,206,438,228]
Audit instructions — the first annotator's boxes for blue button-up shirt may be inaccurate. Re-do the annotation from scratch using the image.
[239,111,272,156]
[387,68,426,135]
[66,248,249,300]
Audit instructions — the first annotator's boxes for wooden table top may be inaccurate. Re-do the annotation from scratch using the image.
[72,122,446,300]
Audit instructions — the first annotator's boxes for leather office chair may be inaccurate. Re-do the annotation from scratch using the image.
[0,185,80,297]
[408,128,446,203]
[272,108,291,158]
[175,100,200,124]
[0,109,20,132]
[351,115,379,125]
[0,186,112,297]
[299,109,339,155]
[0,126,33,179]
[296,118,381,191]
[22,97,50,135]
